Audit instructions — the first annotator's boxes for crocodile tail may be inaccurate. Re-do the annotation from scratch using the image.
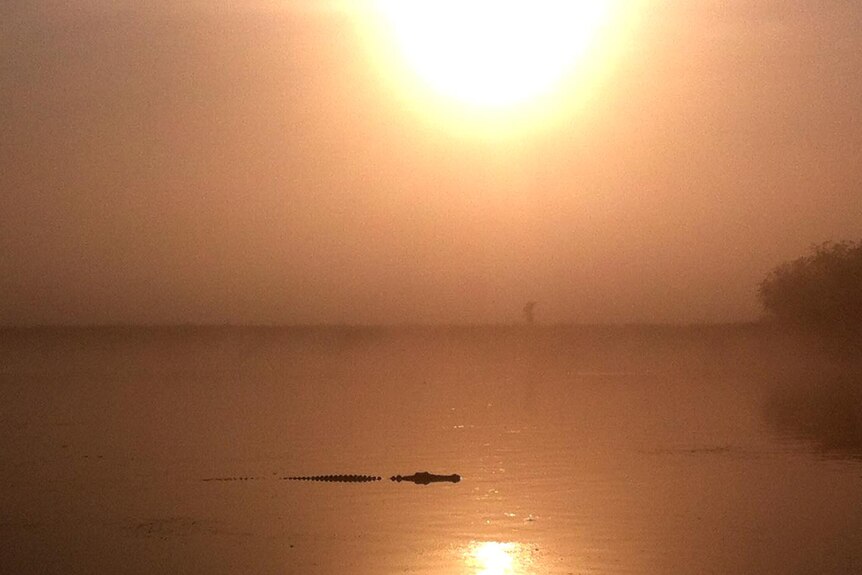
[283,475,382,483]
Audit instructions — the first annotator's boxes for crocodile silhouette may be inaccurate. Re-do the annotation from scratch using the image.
[283,472,460,484]
[204,471,461,484]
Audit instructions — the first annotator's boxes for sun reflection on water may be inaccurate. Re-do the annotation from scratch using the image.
[464,541,531,575]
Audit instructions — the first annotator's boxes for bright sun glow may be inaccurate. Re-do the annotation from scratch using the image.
[371,0,618,110]
[465,541,525,575]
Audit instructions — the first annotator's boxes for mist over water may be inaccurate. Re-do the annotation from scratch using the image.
[1,326,860,574]
[4,4,861,573]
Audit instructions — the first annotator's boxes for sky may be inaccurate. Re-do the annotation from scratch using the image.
[1,0,861,325]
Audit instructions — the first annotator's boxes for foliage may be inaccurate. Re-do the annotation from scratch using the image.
[758,241,862,334]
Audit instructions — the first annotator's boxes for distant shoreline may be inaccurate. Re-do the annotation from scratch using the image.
[0,321,765,331]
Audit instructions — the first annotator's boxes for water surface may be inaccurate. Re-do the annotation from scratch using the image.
[1,326,860,573]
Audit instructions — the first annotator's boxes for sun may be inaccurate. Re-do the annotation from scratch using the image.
[367,0,620,112]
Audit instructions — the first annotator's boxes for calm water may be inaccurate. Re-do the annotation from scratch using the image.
[1,327,860,574]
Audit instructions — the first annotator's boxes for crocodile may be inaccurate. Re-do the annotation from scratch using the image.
[282,472,460,484]
[204,471,461,484]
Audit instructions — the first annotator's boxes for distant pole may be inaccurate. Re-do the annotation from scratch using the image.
[523,301,537,325]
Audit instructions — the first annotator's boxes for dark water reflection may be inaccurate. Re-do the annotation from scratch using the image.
[1,326,861,574]
[763,367,862,460]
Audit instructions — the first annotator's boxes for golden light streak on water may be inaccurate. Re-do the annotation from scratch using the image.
[464,541,532,575]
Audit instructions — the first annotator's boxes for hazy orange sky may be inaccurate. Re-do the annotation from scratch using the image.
[2,1,860,325]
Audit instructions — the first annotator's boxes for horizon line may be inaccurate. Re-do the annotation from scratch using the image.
[0,320,766,330]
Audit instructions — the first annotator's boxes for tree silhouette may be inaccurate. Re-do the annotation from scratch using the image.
[758,241,862,335]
